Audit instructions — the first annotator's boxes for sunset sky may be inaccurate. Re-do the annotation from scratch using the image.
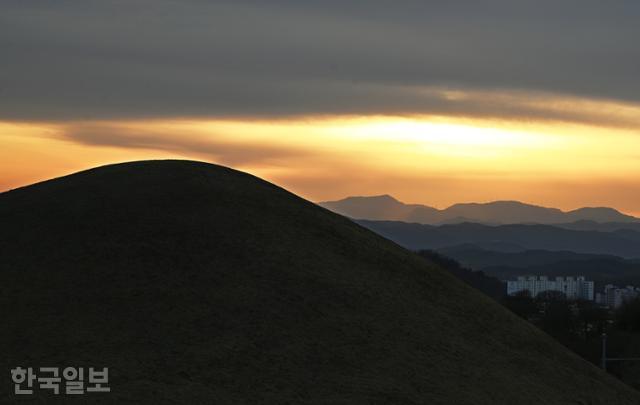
[2,1,640,215]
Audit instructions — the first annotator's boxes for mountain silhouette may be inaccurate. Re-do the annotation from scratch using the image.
[320,195,639,225]
[1,161,638,404]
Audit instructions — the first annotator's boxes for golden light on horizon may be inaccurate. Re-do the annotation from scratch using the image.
[1,107,640,216]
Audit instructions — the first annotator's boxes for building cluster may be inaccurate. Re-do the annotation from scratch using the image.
[506,276,594,301]
[595,285,640,309]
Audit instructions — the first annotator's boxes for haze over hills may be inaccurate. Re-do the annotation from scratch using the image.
[438,244,623,269]
[2,160,639,404]
[557,220,640,233]
[320,195,640,225]
[438,245,640,288]
[357,220,640,258]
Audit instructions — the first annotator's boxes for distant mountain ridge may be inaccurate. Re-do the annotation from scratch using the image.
[320,195,640,225]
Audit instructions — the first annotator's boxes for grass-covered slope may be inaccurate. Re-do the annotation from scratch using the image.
[1,160,638,404]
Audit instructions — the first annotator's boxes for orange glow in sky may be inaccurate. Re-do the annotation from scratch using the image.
[2,96,640,216]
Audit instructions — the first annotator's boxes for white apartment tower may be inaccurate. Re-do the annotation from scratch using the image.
[507,276,594,301]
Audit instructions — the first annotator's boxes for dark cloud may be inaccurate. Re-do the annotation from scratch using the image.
[1,0,639,122]
[60,123,313,165]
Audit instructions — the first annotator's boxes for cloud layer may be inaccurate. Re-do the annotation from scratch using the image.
[2,0,639,122]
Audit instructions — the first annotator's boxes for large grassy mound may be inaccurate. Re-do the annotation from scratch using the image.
[1,160,637,404]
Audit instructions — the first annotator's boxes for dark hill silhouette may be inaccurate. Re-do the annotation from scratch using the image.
[321,195,640,225]
[358,220,640,258]
[417,250,505,301]
[1,161,638,404]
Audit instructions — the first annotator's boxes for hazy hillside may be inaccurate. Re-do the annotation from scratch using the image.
[439,245,623,269]
[321,195,640,225]
[1,161,638,404]
[567,207,640,223]
[555,220,640,233]
[358,220,640,258]
[417,250,505,301]
[437,245,640,288]
[319,194,440,222]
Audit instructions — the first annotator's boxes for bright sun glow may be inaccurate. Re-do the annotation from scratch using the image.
[1,114,640,215]
[295,117,570,166]
[328,119,552,149]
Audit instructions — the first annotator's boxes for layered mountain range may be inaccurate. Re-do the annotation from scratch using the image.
[321,196,640,288]
[320,195,640,226]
